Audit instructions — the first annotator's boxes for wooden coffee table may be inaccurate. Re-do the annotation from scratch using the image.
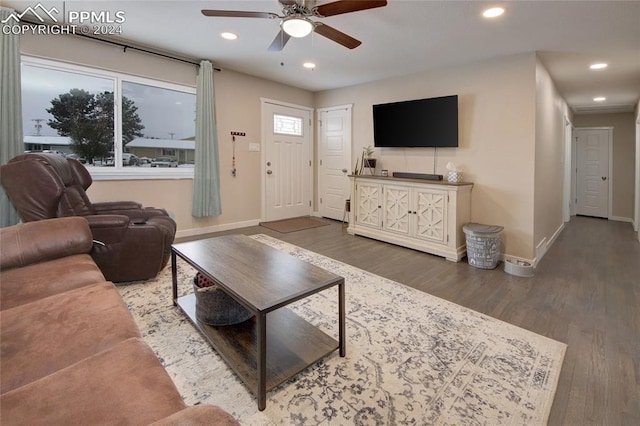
[171,234,345,411]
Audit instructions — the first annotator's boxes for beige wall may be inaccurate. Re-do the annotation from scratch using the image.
[533,58,572,259]
[572,112,636,220]
[315,53,538,259]
[20,33,314,237]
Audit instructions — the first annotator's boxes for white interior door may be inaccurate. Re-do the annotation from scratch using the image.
[262,101,312,221]
[575,128,610,218]
[318,105,352,220]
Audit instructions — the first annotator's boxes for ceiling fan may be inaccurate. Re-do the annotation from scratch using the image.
[201,0,387,51]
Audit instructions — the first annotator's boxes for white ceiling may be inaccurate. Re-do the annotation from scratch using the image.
[4,0,640,113]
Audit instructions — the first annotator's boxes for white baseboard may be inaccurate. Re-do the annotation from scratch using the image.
[610,215,633,223]
[548,223,565,248]
[176,219,261,239]
[534,237,548,266]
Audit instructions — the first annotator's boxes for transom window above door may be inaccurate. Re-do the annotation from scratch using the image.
[273,114,303,137]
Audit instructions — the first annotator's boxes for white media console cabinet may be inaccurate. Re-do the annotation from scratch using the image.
[348,175,473,261]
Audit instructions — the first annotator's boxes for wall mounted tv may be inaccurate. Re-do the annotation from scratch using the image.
[372,95,458,148]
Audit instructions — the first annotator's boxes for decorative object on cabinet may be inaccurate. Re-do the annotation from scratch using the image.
[358,145,376,175]
[446,162,463,183]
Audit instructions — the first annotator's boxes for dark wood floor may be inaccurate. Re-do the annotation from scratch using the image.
[178,215,640,425]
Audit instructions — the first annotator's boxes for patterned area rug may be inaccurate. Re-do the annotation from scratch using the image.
[116,234,566,425]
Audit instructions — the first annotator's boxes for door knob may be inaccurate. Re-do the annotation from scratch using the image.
[267,170,273,175]
[602,176,607,181]
[342,168,348,173]
[267,161,271,166]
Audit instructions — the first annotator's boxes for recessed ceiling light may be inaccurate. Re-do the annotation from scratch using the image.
[303,62,316,69]
[221,32,238,40]
[589,63,608,70]
[483,7,505,18]
[593,97,606,102]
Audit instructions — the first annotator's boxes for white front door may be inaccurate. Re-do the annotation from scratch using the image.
[262,101,312,221]
[575,128,610,218]
[318,105,352,220]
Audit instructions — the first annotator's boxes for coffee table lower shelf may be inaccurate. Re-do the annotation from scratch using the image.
[177,294,339,400]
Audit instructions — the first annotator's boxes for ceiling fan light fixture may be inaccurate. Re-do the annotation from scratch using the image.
[590,63,608,70]
[593,97,606,102]
[282,16,313,38]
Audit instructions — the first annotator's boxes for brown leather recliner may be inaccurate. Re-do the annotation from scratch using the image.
[1,153,176,282]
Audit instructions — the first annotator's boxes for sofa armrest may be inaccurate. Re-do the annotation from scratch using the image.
[149,405,240,426]
[93,203,170,221]
[92,201,142,212]
[0,217,93,271]
[84,214,130,229]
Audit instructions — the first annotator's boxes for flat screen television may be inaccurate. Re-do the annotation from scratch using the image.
[372,95,458,148]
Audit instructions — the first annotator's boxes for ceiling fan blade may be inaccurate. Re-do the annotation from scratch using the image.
[314,23,362,49]
[268,30,291,51]
[315,0,387,17]
[201,10,278,19]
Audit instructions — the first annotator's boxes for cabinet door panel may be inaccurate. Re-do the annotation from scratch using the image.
[356,182,382,228]
[383,185,410,234]
[414,189,447,243]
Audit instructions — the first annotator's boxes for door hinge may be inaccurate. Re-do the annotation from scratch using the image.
[447,235,449,242]
[447,194,450,203]
[309,118,312,126]
[319,120,322,127]
[309,160,312,166]
[320,197,323,204]
[320,159,323,166]
[309,200,311,207]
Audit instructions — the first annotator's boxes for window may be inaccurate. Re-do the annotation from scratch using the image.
[21,64,115,166]
[122,81,196,168]
[273,114,303,136]
[20,57,196,179]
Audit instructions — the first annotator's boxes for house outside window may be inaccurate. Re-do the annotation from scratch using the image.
[20,57,196,179]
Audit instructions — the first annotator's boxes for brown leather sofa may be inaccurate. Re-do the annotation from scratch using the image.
[0,217,239,425]
[0,153,176,282]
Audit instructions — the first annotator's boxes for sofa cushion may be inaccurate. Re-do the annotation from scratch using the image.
[0,253,104,311]
[1,281,141,393]
[0,338,188,425]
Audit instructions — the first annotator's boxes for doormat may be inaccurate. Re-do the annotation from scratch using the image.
[259,216,330,233]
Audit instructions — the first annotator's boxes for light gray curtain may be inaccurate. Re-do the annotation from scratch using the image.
[0,7,24,227]
[192,60,222,217]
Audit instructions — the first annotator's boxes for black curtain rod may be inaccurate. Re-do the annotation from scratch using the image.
[20,18,221,71]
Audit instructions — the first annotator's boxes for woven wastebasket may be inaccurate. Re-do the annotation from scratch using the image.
[463,223,504,269]
[193,273,253,326]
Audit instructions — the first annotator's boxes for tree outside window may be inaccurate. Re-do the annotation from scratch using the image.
[47,89,144,164]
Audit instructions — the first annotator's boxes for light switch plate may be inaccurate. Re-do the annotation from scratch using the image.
[249,143,260,152]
